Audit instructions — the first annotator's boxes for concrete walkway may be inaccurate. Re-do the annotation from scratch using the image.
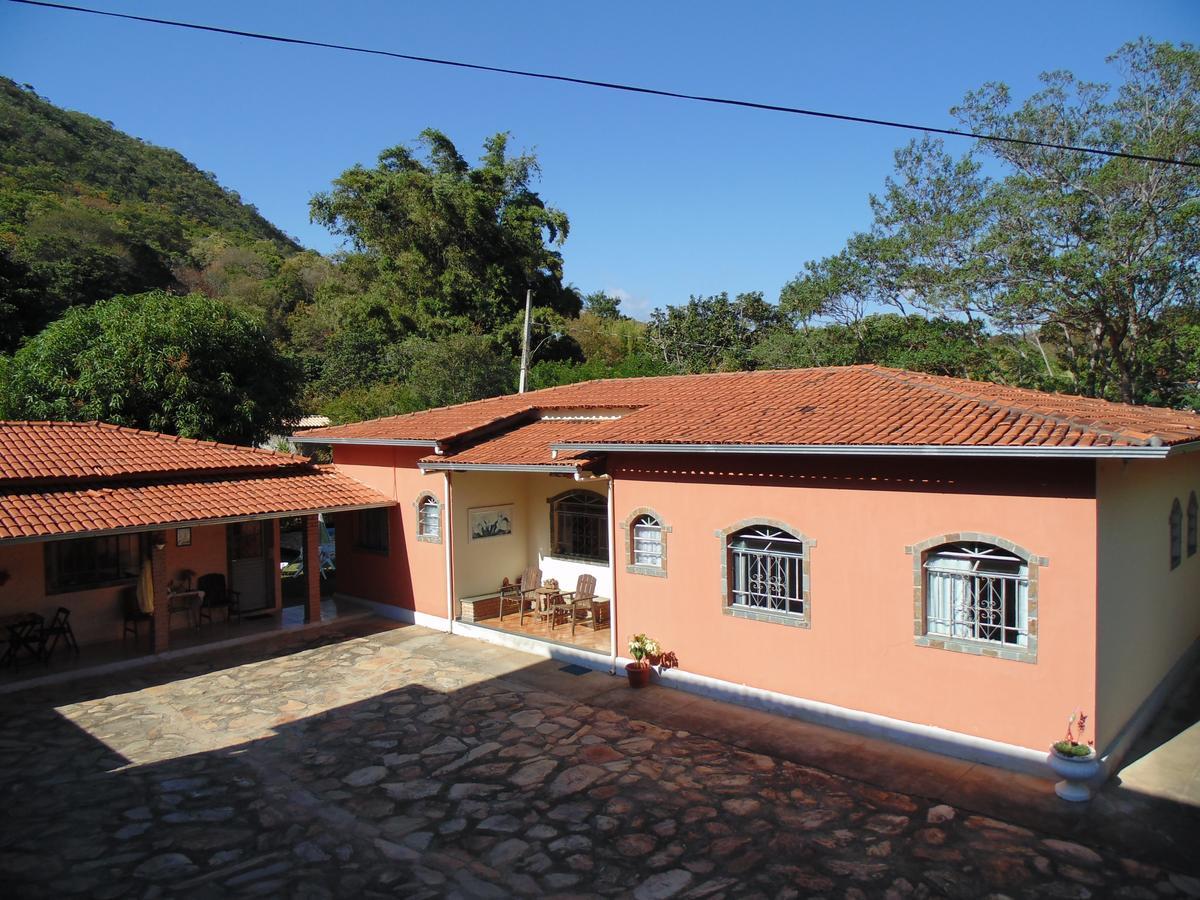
[0,617,1197,898]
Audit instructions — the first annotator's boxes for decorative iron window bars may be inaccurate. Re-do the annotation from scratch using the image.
[728,526,805,617]
[417,495,440,538]
[924,542,1029,647]
[632,514,663,568]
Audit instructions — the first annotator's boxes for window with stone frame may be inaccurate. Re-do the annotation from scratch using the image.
[550,490,608,563]
[631,514,664,569]
[1188,491,1198,558]
[923,542,1030,648]
[1170,498,1183,570]
[417,494,441,541]
[726,525,806,621]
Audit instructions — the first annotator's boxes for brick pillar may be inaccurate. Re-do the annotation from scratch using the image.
[150,535,171,653]
[304,514,322,624]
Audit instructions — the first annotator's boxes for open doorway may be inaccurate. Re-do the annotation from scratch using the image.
[279,515,337,610]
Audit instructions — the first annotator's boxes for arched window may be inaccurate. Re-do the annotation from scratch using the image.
[417,494,441,541]
[924,542,1029,648]
[632,514,663,569]
[1170,498,1182,570]
[1187,492,1197,559]
[727,525,806,619]
[550,490,608,562]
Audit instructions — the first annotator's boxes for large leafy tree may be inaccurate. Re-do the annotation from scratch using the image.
[310,130,579,334]
[647,292,785,373]
[0,291,301,444]
[785,39,1200,405]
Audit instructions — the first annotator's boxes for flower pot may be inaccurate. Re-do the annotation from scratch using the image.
[625,662,652,689]
[1047,748,1101,801]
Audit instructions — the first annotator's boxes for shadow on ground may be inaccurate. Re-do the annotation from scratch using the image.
[0,619,1198,898]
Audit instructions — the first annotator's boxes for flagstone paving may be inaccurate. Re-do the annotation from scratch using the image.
[1,619,1198,898]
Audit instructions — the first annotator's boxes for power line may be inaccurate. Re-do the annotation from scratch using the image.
[8,0,1198,170]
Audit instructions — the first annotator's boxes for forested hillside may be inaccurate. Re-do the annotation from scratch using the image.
[1,38,1196,445]
[0,77,297,352]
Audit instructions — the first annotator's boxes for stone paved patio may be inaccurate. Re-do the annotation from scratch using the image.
[1,618,1198,898]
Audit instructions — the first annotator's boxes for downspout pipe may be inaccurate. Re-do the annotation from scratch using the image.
[444,471,454,634]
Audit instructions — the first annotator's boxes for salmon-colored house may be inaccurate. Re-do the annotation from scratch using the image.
[0,422,392,658]
[296,365,1200,776]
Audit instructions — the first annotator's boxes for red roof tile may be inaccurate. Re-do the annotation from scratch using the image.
[0,421,307,484]
[0,421,392,541]
[420,418,612,469]
[0,466,389,541]
[300,366,1200,453]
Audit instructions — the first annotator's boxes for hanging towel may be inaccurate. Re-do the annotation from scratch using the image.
[136,558,154,614]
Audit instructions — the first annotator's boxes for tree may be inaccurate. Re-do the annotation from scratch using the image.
[789,40,1199,405]
[582,290,625,320]
[647,292,784,373]
[0,291,301,444]
[397,334,516,408]
[752,313,996,378]
[310,129,579,334]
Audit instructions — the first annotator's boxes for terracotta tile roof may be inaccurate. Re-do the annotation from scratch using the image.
[0,421,308,484]
[300,366,1200,454]
[420,418,612,470]
[0,466,390,541]
[0,421,392,541]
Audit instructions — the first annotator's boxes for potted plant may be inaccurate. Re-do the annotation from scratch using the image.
[1047,710,1100,801]
[626,634,660,688]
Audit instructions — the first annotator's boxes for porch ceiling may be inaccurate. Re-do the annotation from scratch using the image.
[0,466,392,543]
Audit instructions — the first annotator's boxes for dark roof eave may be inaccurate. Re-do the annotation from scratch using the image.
[548,441,1187,459]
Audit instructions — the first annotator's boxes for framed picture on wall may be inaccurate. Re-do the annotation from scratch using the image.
[469,504,514,541]
[176,527,192,547]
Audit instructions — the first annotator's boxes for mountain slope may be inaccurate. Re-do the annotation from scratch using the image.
[0,77,300,352]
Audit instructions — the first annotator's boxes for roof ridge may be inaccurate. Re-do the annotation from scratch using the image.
[864,368,1168,447]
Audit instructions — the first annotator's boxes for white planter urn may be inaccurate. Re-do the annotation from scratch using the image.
[1047,747,1101,801]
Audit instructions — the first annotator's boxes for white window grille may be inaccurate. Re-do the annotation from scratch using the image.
[632,514,663,568]
[924,542,1029,647]
[417,495,440,539]
[728,526,804,617]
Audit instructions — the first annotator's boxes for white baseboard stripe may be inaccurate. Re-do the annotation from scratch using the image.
[613,655,1052,778]
[337,594,450,632]
[1098,637,1200,778]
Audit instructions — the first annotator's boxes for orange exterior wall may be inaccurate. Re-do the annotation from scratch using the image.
[611,454,1099,751]
[332,445,445,619]
[0,522,233,646]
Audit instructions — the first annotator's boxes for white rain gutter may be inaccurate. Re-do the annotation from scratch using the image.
[419,462,583,474]
[444,471,455,634]
[290,435,441,450]
[549,441,1180,459]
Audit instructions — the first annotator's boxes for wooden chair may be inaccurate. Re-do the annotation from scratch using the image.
[122,586,152,644]
[197,573,241,625]
[555,574,601,637]
[39,606,79,660]
[515,566,545,625]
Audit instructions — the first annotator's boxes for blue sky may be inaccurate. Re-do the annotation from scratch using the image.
[2,1,1196,318]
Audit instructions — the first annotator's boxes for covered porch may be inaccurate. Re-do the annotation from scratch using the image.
[0,512,349,679]
[437,464,616,657]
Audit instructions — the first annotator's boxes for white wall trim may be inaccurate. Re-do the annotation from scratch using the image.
[336,593,450,633]
[453,620,613,672]
[1098,637,1200,778]
[614,656,1052,778]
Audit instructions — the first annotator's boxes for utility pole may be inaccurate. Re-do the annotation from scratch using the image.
[518,287,532,393]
